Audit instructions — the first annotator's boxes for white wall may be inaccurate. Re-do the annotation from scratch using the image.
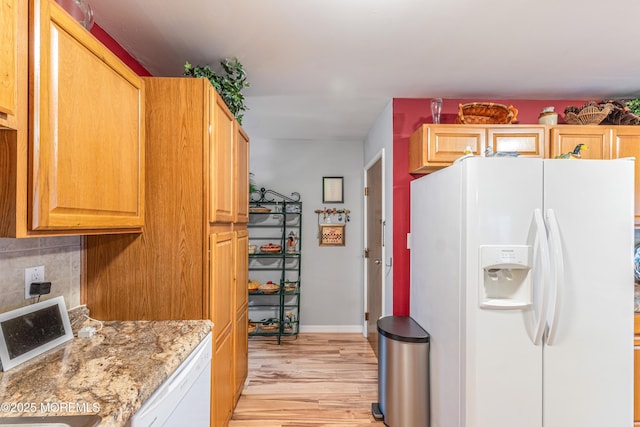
[363,100,394,316]
[250,139,364,331]
[0,237,81,313]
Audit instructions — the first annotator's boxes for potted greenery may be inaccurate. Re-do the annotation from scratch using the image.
[184,58,250,124]
[627,99,640,116]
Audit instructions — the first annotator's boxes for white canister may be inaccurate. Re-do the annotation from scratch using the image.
[538,106,558,125]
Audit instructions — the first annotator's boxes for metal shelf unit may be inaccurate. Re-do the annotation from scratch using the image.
[248,188,301,344]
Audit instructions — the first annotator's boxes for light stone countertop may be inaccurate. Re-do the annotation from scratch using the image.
[0,310,213,427]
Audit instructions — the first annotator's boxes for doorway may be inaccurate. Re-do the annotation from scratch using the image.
[364,150,385,357]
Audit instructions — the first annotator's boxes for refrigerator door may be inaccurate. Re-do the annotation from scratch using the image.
[463,158,543,427]
[542,159,634,427]
[410,164,464,427]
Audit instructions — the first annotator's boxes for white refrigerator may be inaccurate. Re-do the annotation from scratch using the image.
[409,157,634,427]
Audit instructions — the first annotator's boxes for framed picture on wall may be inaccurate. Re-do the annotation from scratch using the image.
[319,224,345,246]
[322,177,344,203]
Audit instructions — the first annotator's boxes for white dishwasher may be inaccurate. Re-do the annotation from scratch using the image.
[128,332,212,427]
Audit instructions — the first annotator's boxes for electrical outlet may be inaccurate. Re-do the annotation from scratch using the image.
[24,266,45,299]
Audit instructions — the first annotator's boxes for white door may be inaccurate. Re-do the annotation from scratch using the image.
[542,159,634,427]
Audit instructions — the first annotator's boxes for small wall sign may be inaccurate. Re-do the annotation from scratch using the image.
[319,224,345,246]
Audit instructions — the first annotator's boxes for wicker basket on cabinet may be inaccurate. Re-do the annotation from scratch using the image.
[456,102,519,124]
[563,102,613,125]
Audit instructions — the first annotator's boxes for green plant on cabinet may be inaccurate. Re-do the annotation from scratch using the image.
[184,58,250,124]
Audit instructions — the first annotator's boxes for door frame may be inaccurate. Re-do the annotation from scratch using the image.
[362,148,386,338]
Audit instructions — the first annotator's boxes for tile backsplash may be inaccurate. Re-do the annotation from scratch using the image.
[0,237,81,313]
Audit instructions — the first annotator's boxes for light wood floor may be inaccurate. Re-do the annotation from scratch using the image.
[230,333,383,426]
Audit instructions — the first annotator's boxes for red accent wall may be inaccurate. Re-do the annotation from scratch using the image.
[392,98,589,315]
[90,24,152,77]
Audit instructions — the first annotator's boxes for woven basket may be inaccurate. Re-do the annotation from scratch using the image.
[456,102,519,124]
[260,322,279,332]
[564,103,613,125]
[248,323,256,334]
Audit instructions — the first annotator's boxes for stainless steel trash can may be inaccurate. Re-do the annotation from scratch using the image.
[372,316,430,427]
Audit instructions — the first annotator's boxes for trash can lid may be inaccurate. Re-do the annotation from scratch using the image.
[377,316,430,343]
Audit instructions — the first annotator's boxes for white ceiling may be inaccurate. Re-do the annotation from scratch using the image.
[90,0,640,141]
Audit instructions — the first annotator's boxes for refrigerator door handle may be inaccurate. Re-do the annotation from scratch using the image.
[531,208,551,345]
[545,208,564,345]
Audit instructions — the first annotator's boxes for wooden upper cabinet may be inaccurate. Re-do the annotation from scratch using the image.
[549,126,611,159]
[408,124,547,173]
[234,124,250,223]
[0,0,25,130]
[29,0,144,231]
[210,92,235,224]
[487,126,546,157]
[409,124,485,173]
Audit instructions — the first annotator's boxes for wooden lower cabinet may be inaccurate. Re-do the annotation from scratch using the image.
[234,229,249,401]
[211,231,234,341]
[234,306,248,402]
[209,230,242,427]
[213,331,234,427]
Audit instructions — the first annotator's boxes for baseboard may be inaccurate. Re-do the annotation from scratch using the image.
[299,325,363,333]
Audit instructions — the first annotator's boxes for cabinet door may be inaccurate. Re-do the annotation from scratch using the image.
[235,123,250,223]
[487,126,546,157]
[611,127,640,225]
[210,231,234,340]
[233,229,249,403]
[409,124,485,173]
[549,126,611,159]
[210,92,235,224]
[212,331,233,427]
[235,229,249,312]
[0,0,25,130]
[234,307,248,403]
[30,0,144,231]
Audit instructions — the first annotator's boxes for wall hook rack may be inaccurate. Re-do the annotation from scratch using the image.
[314,208,350,246]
